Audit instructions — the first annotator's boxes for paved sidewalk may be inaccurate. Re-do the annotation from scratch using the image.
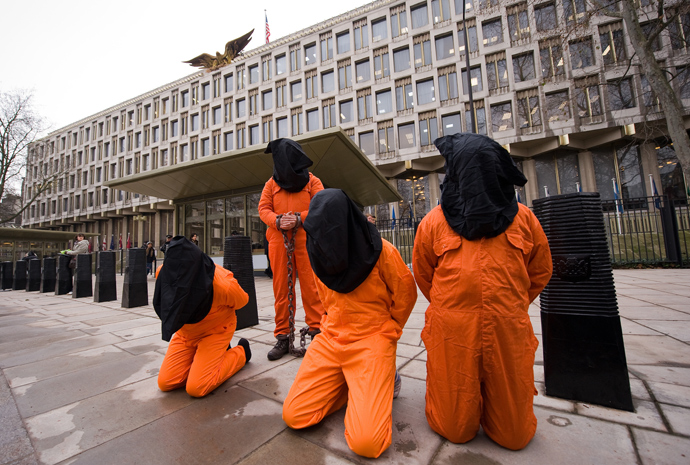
[1,269,689,465]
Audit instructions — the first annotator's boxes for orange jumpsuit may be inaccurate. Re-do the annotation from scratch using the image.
[283,240,417,458]
[412,204,552,450]
[157,264,249,397]
[259,173,325,336]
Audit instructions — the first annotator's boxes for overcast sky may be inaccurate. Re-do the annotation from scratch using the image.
[1,0,369,134]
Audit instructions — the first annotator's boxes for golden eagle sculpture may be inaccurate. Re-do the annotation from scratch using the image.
[184,29,254,71]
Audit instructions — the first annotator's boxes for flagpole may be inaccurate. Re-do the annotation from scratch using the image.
[612,178,622,234]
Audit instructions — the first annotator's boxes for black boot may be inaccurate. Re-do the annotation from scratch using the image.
[238,338,251,363]
[267,335,289,361]
[307,328,321,341]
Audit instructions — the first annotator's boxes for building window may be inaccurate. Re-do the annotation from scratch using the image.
[570,37,595,69]
[599,22,627,65]
[224,98,232,123]
[249,125,260,145]
[419,111,438,146]
[213,106,221,125]
[190,138,199,159]
[376,89,393,115]
[356,59,371,83]
[357,89,373,120]
[323,98,336,128]
[391,4,408,38]
[416,79,436,105]
[438,66,458,101]
[340,100,354,123]
[491,101,514,132]
[275,54,287,76]
[338,59,352,89]
[608,77,636,110]
[291,80,303,102]
[306,71,318,99]
[535,2,557,32]
[678,66,690,100]
[322,70,335,93]
[191,113,199,131]
[211,132,220,155]
[378,120,395,153]
[482,18,503,46]
[411,3,429,29]
[201,138,210,156]
[224,132,233,151]
[249,64,259,85]
[396,77,414,111]
[237,124,246,149]
[516,89,542,130]
[435,33,455,60]
[291,108,304,135]
[213,75,221,98]
[545,90,571,122]
[374,47,390,80]
[507,2,530,43]
[191,84,200,105]
[181,91,189,107]
[641,75,660,108]
[337,31,350,54]
[486,52,509,91]
[413,33,432,68]
[262,90,273,111]
[249,89,259,116]
[262,55,272,81]
[236,98,246,118]
[563,0,587,25]
[202,82,210,100]
[276,80,287,108]
[461,65,483,94]
[669,8,690,50]
[290,44,301,72]
[441,112,462,136]
[513,52,536,82]
[171,120,179,137]
[354,19,369,50]
[237,65,246,90]
[306,108,319,131]
[224,73,234,93]
[539,39,565,79]
[399,122,416,149]
[431,0,451,23]
[305,43,317,66]
[152,127,159,143]
[263,117,274,142]
[575,76,602,118]
[359,131,375,155]
[372,17,387,42]
[277,117,288,138]
[320,32,333,62]
[393,47,411,73]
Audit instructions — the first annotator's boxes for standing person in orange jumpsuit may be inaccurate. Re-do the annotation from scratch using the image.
[413,133,552,450]
[283,189,417,458]
[259,138,325,360]
[153,236,251,398]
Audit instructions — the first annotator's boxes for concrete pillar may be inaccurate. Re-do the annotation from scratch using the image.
[428,173,441,208]
[523,159,538,207]
[639,142,660,196]
[578,150,597,192]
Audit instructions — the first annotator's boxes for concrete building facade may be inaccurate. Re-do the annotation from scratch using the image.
[22,0,690,259]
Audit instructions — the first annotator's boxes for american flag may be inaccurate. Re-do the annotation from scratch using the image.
[265,11,270,44]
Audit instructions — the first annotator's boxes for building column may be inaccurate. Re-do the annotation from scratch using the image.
[577,150,597,192]
[428,173,441,208]
[639,142,660,196]
[522,159,538,207]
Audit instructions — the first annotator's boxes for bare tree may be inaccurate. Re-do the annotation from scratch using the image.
[0,89,54,225]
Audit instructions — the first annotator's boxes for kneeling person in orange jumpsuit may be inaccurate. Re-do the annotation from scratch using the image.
[259,138,325,360]
[413,133,553,450]
[153,236,251,398]
[283,189,417,458]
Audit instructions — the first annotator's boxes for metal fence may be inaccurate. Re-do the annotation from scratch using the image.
[375,195,689,268]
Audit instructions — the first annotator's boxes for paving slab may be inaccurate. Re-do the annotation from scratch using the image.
[113,334,168,355]
[622,335,690,365]
[622,306,690,321]
[658,403,690,436]
[632,428,690,465]
[52,385,286,465]
[636,320,690,343]
[239,358,304,402]
[630,366,690,387]
[78,317,159,336]
[0,372,36,465]
[0,334,125,369]
[237,430,354,465]
[648,381,690,408]
[574,399,666,431]
[429,406,637,465]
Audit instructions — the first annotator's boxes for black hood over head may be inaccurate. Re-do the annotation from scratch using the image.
[304,189,382,293]
[153,236,215,341]
[265,138,313,192]
[435,133,527,240]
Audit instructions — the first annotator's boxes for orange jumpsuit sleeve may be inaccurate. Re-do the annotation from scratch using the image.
[298,175,324,221]
[211,264,249,310]
[259,179,280,230]
[379,242,417,332]
[412,216,439,302]
[525,211,553,303]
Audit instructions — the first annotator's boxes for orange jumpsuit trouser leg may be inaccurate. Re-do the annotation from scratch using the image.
[268,234,291,337]
[292,230,324,331]
[283,335,396,458]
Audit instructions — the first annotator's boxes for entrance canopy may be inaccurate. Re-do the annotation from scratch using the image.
[106,128,402,206]
[0,228,99,241]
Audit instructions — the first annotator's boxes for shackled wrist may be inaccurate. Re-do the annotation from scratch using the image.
[294,212,301,229]
[275,214,283,229]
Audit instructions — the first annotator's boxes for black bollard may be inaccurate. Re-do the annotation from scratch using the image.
[27,259,41,292]
[122,248,147,308]
[224,236,259,330]
[55,254,72,295]
[73,254,93,298]
[533,192,634,412]
[95,251,117,302]
[13,261,27,290]
[1,262,13,290]
[41,257,56,293]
